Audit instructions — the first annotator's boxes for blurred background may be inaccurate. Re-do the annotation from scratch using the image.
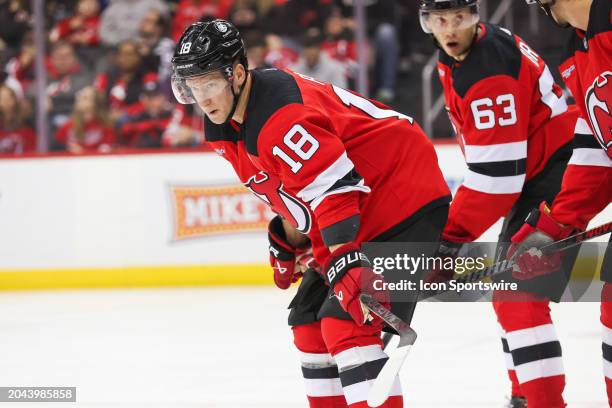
[0,0,568,156]
[0,3,610,406]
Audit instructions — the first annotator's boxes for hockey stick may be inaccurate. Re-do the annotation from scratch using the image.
[432,220,612,293]
[381,332,394,349]
[360,294,417,407]
[360,221,611,406]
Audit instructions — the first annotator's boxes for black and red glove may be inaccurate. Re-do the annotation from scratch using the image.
[323,243,388,326]
[268,216,315,289]
[425,240,463,284]
[508,202,575,280]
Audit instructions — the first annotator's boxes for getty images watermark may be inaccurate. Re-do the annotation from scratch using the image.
[370,252,519,293]
[0,387,76,402]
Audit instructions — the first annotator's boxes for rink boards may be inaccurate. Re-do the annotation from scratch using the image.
[0,145,609,290]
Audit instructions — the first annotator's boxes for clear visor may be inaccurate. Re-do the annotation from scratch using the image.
[419,7,480,34]
[171,73,230,105]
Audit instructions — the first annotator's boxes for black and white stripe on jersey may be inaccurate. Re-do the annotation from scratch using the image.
[568,118,612,167]
[468,158,527,178]
[297,151,371,245]
[297,152,370,211]
[462,141,527,194]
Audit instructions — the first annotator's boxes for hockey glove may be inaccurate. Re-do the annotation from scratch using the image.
[268,215,315,289]
[425,240,463,283]
[323,243,389,326]
[508,202,574,280]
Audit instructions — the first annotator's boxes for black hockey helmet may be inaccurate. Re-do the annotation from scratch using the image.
[419,0,480,33]
[171,19,248,105]
[525,0,569,28]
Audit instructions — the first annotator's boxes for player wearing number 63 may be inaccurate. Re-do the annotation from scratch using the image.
[171,19,451,408]
[420,0,581,407]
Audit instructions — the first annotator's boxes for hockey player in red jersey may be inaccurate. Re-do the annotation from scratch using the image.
[419,0,582,406]
[511,0,612,405]
[171,19,451,407]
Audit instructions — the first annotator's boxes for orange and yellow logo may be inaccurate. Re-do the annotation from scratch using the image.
[170,185,274,240]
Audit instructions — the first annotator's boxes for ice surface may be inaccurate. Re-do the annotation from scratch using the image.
[0,287,606,407]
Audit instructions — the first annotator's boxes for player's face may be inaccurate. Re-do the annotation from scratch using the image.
[533,0,571,27]
[185,72,233,124]
[429,8,479,60]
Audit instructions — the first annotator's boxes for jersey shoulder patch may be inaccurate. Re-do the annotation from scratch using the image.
[244,68,304,156]
[440,23,522,98]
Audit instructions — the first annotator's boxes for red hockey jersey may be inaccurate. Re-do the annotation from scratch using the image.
[550,0,612,230]
[437,23,578,242]
[205,68,451,261]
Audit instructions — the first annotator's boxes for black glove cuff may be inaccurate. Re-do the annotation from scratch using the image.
[268,216,295,261]
[325,246,371,287]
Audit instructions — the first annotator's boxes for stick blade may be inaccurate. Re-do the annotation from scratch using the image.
[359,294,417,406]
[367,343,412,407]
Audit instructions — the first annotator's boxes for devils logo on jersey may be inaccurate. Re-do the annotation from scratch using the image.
[585,71,612,159]
[245,171,312,233]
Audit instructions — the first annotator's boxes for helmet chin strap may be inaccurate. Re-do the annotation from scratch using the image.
[224,73,248,124]
[539,1,570,28]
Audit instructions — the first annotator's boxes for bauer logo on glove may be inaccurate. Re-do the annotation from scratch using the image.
[326,251,371,283]
[323,243,389,326]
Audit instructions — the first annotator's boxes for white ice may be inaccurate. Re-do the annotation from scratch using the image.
[0,287,606,407]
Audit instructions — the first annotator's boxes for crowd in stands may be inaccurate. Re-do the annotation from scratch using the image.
[0,0,435,154]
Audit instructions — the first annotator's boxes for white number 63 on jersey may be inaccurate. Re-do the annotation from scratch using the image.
[470,94,517,130]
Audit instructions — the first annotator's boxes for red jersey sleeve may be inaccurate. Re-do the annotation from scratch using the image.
[256,104,370,247]
[444,76,529,242]
[550,117,612,229]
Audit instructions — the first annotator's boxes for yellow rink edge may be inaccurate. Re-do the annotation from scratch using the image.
[0,264,272,290]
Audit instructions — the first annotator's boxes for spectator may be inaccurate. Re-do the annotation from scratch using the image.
[264,34,298,70]
[266,0,333,48]
[137,9,175,85]
[45,41,94,140]
[321,8,358,84]
[0,0,30,57]
[0,84,35,154]
[5,30,35,93]
[49,0,101,48]
[229,0,260,32]
[290,28,347,88]
[162,104,204,147]
[0,52,25,98]
[338,0,399,103]
[54,86,114,154]
[118,81,172,148]
[99,0,169,47]
[171,0,234,41]
[242,30,272,69]
[94,40,158,123]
